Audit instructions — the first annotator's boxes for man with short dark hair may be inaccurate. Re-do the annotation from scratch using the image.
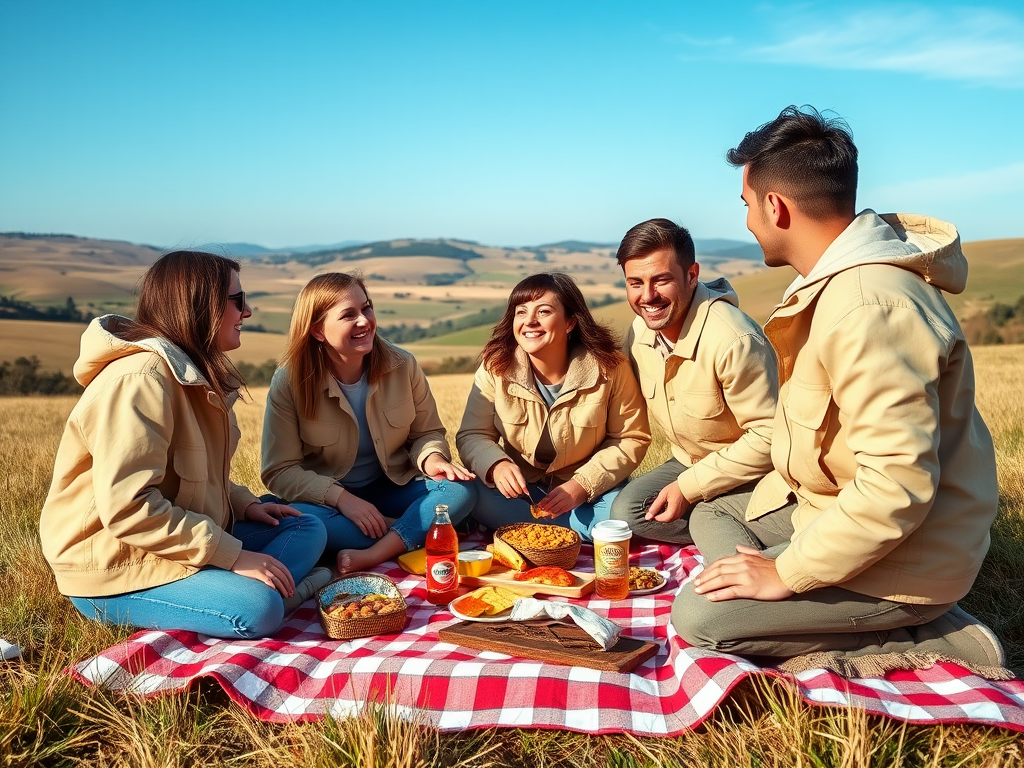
[672,106,1004,674]
[609,218,778,544]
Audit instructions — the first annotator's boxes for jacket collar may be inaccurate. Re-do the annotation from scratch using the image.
[506,344,601,398]
[633,280,714,361]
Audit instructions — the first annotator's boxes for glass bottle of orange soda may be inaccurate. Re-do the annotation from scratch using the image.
[425,504,459,605]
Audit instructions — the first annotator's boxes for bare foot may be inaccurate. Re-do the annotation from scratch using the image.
[337,549,383,574]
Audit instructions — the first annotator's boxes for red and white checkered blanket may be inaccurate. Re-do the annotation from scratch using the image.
[72,541,1024,734]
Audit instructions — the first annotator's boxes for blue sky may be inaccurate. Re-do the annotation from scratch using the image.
[1,1,1022,248]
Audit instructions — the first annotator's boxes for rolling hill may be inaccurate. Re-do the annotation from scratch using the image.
[2,232,1020,373]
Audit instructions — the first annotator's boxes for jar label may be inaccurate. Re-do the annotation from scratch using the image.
[596,543,626,576]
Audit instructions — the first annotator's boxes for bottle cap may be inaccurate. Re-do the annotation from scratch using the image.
[591,519,632,543]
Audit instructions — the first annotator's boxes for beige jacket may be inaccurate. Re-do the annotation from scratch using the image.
[261,343,451,506]
[626,278,778,502]
[748,211,998,604]
[456,347,650,500]
[40,316,258,598]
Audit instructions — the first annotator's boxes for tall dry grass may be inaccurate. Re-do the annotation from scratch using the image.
[1,347,1023,766]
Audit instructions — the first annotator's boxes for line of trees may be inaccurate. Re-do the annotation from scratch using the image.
[1,295,94,323]
[963,296,1024,346]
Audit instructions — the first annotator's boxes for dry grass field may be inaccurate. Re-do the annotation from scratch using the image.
[1,347,1023,766]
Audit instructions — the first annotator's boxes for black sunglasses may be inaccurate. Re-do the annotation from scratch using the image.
[227,291,246,312]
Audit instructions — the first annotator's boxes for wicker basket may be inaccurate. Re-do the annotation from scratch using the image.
[495,523,581,570]
[316,572,408,640]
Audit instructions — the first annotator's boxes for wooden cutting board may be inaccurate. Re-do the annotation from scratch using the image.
[438,620,658,673]
[459,565,595,598]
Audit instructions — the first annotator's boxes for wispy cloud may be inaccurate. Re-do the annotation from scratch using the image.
[869,162,1024,204]
[687,4,1024,88]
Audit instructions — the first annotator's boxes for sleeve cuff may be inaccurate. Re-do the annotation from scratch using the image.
[676,469,704,504]
[324,482,344,508]
[205,530,244,570]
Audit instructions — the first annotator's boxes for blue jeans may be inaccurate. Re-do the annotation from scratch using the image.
[290,476,476,552]
[469,477,621,543]
[69,513,328,639]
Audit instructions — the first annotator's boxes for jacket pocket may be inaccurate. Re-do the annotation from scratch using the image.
[299,420,342,448]
[173,447,208,512]
[568,401,606,456]
[784,380,837,492]
[384,397,416,429]
[677,388,731,442]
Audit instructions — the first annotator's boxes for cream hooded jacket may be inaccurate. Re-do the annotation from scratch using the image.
[626,278,778,502]
[40,316,258,598]
[456,347,650,499]
[260,344,451,506]
[748,212,998,604]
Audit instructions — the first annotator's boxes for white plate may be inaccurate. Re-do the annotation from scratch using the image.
[448,599,514,623]
[629,570,671,596]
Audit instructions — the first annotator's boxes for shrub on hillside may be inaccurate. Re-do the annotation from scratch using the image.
[0,356,83,395]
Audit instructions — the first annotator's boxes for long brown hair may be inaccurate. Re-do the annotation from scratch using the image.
[120,250,243,400]
[282,272,403,420]
[480,272,623,378]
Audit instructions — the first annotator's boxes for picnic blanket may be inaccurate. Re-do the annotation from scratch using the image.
[72,540,1024,735]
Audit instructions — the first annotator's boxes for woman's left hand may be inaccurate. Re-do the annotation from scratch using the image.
[423,453,476,482]
[536,480,587,518]
[244,501,303,526]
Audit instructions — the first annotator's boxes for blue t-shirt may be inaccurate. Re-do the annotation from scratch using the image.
[337,374,384,488]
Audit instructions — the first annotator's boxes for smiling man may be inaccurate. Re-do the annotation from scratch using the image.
[671,106,1004,676]
[609,219,778,544]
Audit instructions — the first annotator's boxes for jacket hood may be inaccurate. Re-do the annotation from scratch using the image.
[74,315,210,388]
[703,277,740,308]
[783,211,966,301]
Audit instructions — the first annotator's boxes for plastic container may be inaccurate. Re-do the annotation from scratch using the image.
[591,519,632,600]
[457,550,493,577]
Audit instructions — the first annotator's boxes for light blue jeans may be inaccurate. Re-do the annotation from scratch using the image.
[69,514,328,639]
[289,475,477,552]
[469,478,622,542]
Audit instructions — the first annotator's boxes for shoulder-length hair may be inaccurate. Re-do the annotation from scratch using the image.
[119,250,243,401]
[282,272,403,420]
[480,272,624,378]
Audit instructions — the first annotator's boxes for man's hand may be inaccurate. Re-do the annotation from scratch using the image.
[230,550,295,597]
[423,452,476,482]
[335,489,389,538]
[644,481,693,523]
[244,501,302,526]
[536,480,587,518]
[491,460,529,500]
[692,545,795,601]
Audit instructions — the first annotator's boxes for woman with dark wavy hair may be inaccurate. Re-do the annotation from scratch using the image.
[457,272,650,540]
[40,251,330,640]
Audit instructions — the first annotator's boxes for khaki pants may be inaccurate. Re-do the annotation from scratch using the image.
[671,490,951,659]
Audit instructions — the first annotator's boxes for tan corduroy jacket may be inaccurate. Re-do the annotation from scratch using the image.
[456,347,651,500]
[626,278,778,503]
[40,316,258,598]
[747,211,998,604]
[261,343,451,506]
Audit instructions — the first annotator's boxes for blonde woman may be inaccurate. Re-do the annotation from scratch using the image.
[40,251,330,640]
[261,273,477,572]
[457,273,650,541]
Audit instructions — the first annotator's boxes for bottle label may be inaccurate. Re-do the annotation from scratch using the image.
[426,556,457,591]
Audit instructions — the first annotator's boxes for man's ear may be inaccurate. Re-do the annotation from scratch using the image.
[686,261,700,285]
[765,192,792,229]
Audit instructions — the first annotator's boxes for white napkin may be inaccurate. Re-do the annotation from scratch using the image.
[1,639,21,661]
[508,598,623,650]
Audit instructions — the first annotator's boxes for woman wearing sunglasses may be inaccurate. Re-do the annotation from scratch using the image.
[261,272,476,573]
[456,272,650,541]
[40,251,330,639]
